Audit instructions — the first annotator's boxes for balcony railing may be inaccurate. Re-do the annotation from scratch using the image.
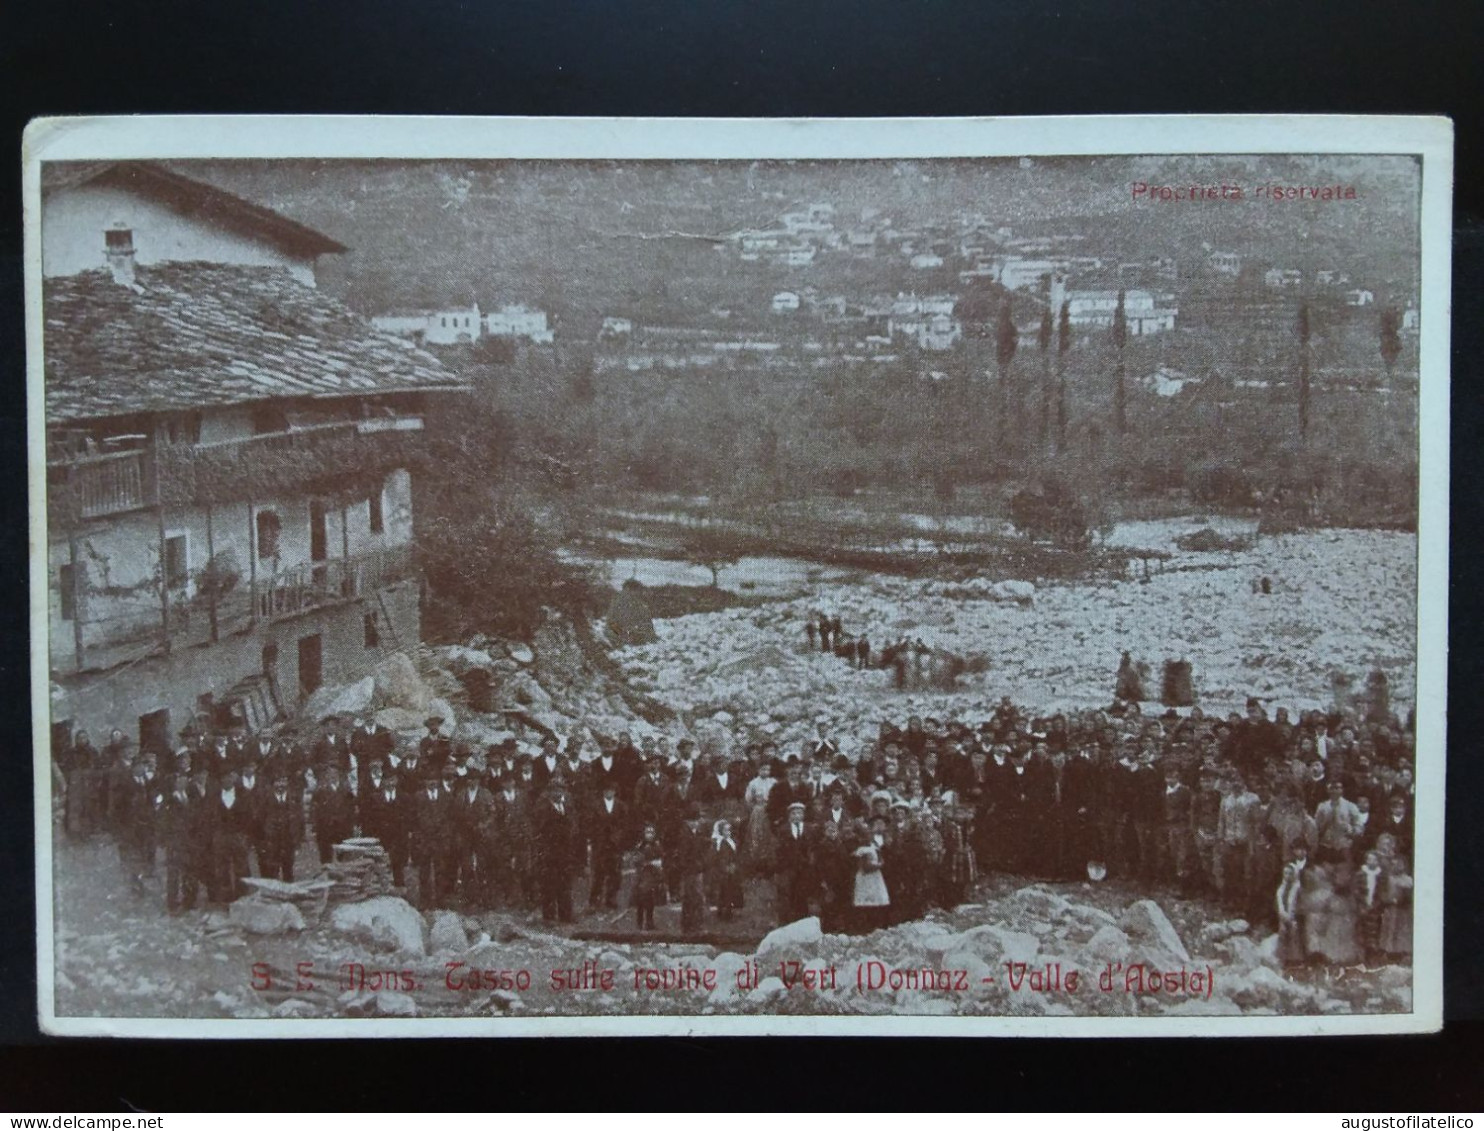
[48,449,151,520]
[50,417,427,521]
[256,544,418,623]
[55,543,420,675]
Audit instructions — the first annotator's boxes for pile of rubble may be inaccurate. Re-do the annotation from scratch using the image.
[614,528,1417,758]
[325,839,395,902]
[215,880,1410,1021]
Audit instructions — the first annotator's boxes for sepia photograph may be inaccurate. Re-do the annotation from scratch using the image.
[25,115,1450,1037]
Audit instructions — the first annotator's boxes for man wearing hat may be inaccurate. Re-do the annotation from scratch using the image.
[260,769,305,882]
[774,800,816,923]
[419,716,452,772]
[312,763,357,866]
[352,715,395,793]
[314,718,352,775]
[235,753,267,876]
[533,735,563,793]
[119,750,164,895]
[162,771,206,912]
[411,770,454,909]
[584,781,630,912]
[766,759,809,831]
[673,802,709,933]
[452,767,498,908]
[534,782,579,923]
[363,769,412,888]
[695,750,744,818]
[492,770,535,909]
[585,734,629,803]
[208,768,254,903]
[632,755,678,845]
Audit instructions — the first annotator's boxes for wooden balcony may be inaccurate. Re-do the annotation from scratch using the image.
[56,543,420,675]
[255,543,418,623]
[47,449,151,520]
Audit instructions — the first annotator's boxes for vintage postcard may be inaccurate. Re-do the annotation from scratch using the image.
[25,115,1451,1037]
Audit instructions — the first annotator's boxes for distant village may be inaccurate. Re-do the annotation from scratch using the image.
[372,198,1418,395]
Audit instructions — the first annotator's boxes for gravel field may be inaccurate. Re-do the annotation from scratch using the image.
[620,525,1417,755]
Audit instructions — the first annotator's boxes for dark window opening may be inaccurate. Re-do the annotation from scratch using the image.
[163,535,189,589]
[59,563,77,621]
[256,509,282,560]
[105,228,134,252]
[297,634,323,699]
[363,612,380,649]
[368,491,384,535]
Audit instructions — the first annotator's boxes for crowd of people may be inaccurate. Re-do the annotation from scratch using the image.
[54,688,1415,966]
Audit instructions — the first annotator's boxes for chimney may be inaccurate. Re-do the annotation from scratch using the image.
[104,224,136,287]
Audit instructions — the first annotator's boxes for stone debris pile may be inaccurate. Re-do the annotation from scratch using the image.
[326,838,395,902]
[615,528,1417,758]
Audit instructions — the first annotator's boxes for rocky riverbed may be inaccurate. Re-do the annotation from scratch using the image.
[617,524,1417,757]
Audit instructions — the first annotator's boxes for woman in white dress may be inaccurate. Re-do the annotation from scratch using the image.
[852,823,891,933]
[743,762,777,875]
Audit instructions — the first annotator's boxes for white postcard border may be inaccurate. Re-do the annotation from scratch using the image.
[24,113,1452,1038]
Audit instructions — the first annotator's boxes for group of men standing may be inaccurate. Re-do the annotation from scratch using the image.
[55,689,1416,960]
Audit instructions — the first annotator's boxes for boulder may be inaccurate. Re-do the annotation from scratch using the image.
[757,917,823,961]
[990,580,1036,606]
[487,990,525,1013]
[1003,885,1073,925]
[958,925,1040,966]
[436,645,497,673]
[373,652,432,713]
[271,998,319,1019]
[1222,964,1294,1010]
[1198,919,1250,947]
[1214,934,1277,972]
[230,897,305,936]
[429,910,470,954]
[940,949,998,999]
[709,952,749,991]
[375,990,419,1018]
[329,896,426,955]
[745,976,787,1005]
[1117,899,1190,964]
[303,676,375,724]
[1080,924,1133,965]
[374,707,427,735]
[425,697,457,734]
[503,673,552,710]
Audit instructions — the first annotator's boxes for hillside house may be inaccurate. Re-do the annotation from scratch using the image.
[41,162,466,749]
[484,304,554,344]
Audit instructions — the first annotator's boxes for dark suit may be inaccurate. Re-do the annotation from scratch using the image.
[209,789,255,902]
[311,783,357,864]
[451,785,498,903]
[584,796,630,909]
[492,789,535,908]
[313,734,352,773]
[260,788,305,881]
[773,820,815,923]
[534,799,579,922]
[351,725,395,784]
[411,785,454,908]
[363,786,412,886]
[161,788,205,911]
